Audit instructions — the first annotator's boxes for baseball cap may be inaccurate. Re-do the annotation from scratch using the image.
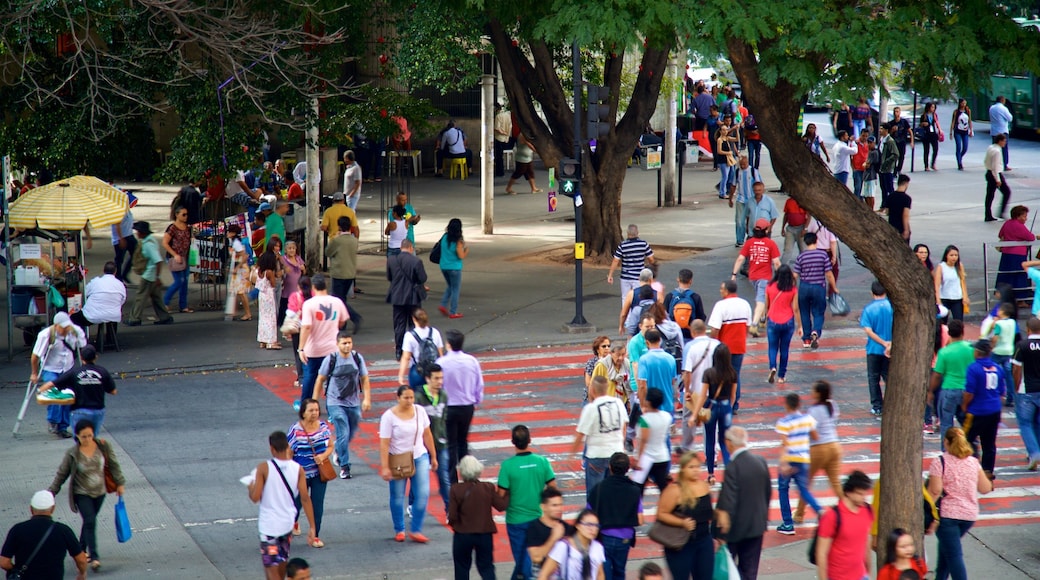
[754,218,770,230]
[868,136,877,143]
[30,490,55,510]
[332,192,345,201]
[258,202,272,212]
[973,339,993,355]
[53,312,73,328]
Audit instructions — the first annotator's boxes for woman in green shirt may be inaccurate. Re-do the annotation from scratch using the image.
[438,218,469,319]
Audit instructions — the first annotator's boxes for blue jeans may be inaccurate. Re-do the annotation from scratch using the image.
[731,353,744,412]
[601,535,633,580]
[746,140,762,170]
[937,389,966,450]
[935,517,974,580]
[718,163,733,197]
[778,462,820,526]
[42,370,68,431]
[347,193,359,211]
[294,475,328,536]
[387,247,401,257]
[704,400,732,475]
[866,354,889,411]
[440,269,462,314]
[734,201,747,245]
[990,354,1013,404]
[300,356,325,402]
[834,171,849,186]
[434,447,450,509]
[70,408,105,435]
[1015,391,1040,463]
[327,404,360,469]
[767,319,795,378]
[585,456,611,501]
[852,169,865,198]
[506,520,533,580]
[163,269,190,311]
[954,131,970,168]
[389,453,430,534]
[798,283,827,341]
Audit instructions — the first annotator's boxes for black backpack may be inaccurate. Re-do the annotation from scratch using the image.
[323,351,362,401]
[661,334,684,374]
[411,328,439,374]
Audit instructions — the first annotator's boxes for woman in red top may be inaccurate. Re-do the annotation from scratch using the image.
[877,528,928,580]
[996,205,1039,302]
[765,265,802,384]
[781,197,809,262]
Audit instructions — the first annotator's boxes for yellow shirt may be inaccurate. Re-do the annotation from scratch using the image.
[321,204,358,236]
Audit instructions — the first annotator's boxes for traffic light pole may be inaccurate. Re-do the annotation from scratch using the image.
[566,40,591,330]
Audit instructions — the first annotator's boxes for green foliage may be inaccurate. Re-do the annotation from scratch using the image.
[324,86,446,147]
[390,2,485,93]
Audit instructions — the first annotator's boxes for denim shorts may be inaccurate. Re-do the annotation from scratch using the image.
[260,533,291,567]
[753,279,769,303]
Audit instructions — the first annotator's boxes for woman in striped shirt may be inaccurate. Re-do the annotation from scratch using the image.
[287,398,335,548]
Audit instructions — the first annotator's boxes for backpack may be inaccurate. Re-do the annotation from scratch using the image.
[323,351,362,401]
[808,504,873,565]
[411,328,440,374]
[430,234,444,264]
[669,289,696,329]
[661,334,684,374]
[131,239,148,275]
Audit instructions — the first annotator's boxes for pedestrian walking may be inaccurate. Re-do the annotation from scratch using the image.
[606,225,655,304]
[775,393,821,535]
[500,425,557,580]
[792,232,837,350]
[765,265,801,384]
[679,321,719,454]
[984,134,1012,221]
[225,224,252,321]
[919,102,942,171]
[814,470,875,580]
[397,308,444,388]
[732,217,781,337]
[298,275,348,406]
[414,364,450,511]
[256,248,281,349]
[380,386,437,543]
[934,245,969,321]
[930,320,973,449]
[449,455,509,580]
[437,218,469,319]
[631,389,672,494]
[861,281,893,417]
[962,340,1006,480]
[284,276,313,390]
[387,240,429,360]
[248,431,316,580]
[573,377,627,499]
[657,451,714,580]
[0,490,87,580]
[587,453,643,580]
[326,216,364,330]
[536,510,606,580]
[162,205,193,313]
[988,96,1013,171]
[687,345,736,485]
[950,99,974,171]
[48,420,125,572]
[1011,316,1040,471]
[126,221,174,326]
[584,336,613,402]
[287,399,335,548]
[715,427,771,580]
[708,280,752,412]
[37,345,116,434]
[795,381,843,524]
[437,329,485,484]
[30,313,88,438]
[928,427,994,580]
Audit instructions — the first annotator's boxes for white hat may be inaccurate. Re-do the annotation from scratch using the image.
[30,490,55,510]
[52,312,73,328]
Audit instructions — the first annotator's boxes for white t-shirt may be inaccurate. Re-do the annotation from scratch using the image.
[682,336,719,392]
[225,170,248,197]
[343,163,362,199]
[546,538,606,580]
[637,410,672,463]
[402,326,444,357]
[378,406,431,458]
[576,396,627,459]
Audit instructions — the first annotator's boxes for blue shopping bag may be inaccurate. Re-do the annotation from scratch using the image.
[114,497,132,543]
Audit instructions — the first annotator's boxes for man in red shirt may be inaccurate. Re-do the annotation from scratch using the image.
[814,470,874,580]
[732,219,781,337]
[781,197,810,263]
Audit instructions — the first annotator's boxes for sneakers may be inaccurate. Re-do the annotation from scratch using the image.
[923,424,937,436]
[37,387,75,404]
[340,467,351,480]
[776,524,796,535]
[1028,458,1039,472]
[292,522,301,536]
[871,408,883,419]
[802,340,812,349]
[810,332,819,350]
[748,325,760,338]
[767,368,777,384]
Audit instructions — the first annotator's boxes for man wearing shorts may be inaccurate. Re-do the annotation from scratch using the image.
[732,219,781,337]
[249,431,316,580]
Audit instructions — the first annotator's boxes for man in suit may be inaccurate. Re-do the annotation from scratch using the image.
[715,426,771,580]
[386,239,428,360]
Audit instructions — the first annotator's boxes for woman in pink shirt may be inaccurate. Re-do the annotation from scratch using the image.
[996,205,1039,301]
[927,427,994,580]
[765,265,802,384]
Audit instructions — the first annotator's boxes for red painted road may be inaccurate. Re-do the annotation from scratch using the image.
[248,326,1039,565]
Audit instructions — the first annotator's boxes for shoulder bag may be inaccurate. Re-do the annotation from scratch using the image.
[271,459,300,520]
[647,518,691,550]
[305,428,337,483]
[388,412,419,479]
[99,439,119,494]
[429,234,444,264]
[7,523,55,580]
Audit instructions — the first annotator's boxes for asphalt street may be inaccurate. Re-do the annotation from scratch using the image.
[1,107,1040,578]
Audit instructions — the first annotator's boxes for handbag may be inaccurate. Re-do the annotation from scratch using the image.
[429,234,444,264]
[698,376,728,423]
[100,439,118,494]
[114,497,132,543]
[713,544,741,580]
[647,519,691,550]
[6,523,54,579]
[388,412,420,480]
[306,430,337,483]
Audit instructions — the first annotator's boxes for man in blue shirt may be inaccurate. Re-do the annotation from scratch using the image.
[988,96,1014,171]
[963,340,1006,480]
[637,329,678,416]
[859,281,892,417]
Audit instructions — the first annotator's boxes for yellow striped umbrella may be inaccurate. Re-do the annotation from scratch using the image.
[9,175,130,230]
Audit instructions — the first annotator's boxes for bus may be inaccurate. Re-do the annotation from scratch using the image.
[969,19,1040,139]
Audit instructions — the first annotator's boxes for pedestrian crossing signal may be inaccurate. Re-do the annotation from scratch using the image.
[562,179,577,194]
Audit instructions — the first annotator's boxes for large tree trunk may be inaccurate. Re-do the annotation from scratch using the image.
[727,38,935,563]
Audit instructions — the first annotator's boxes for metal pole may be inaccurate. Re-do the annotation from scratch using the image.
[657,169,662,207]
[910,91,918,173]
[481,74,495,234]
[305,97,321,273]
[571,40,587,326]
[3,155,11,362]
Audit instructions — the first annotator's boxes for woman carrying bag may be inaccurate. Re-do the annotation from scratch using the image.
[437,218,469,319]
[48,420,125,572]
[655,451,714,580]
[287,398,336,548]
[379,385,438,543]
[162,205,194,313]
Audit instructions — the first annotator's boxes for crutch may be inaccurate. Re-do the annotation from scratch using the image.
[13,380,38,437]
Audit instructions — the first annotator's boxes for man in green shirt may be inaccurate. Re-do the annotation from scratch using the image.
[264,200,288,253]
[498,424,555,580]
[127,221,173,326]
[930,320,974,449]
[413,364,449,511]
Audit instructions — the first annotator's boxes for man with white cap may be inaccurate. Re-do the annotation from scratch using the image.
[0,490,86,580]
[30,312,87,438]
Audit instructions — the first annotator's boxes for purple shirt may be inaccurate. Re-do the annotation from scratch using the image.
[792,248,832,286]
[436,350,485,406]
